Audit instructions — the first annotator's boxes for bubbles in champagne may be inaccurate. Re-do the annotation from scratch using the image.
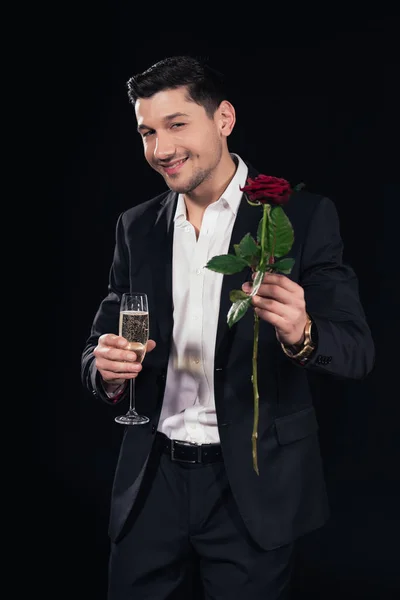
[119,311,149,357]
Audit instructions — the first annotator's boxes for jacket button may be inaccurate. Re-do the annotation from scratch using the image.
[151,425,156,434]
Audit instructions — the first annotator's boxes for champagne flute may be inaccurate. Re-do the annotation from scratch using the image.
[114,292,150,425]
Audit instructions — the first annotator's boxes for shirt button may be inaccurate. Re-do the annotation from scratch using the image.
[196,269,202,275]
[185,226,191,232]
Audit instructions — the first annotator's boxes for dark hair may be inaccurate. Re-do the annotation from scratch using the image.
[126,55,227,118]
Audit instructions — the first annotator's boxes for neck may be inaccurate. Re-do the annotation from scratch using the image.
[183,154,237,239]
[184,153,237,212]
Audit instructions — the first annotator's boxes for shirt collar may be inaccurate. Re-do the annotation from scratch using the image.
[173,153,249,222]
[174,193,187,223]
[220,153,248,216]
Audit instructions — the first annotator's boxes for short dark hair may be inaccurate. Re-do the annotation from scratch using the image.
[126,55,227,118]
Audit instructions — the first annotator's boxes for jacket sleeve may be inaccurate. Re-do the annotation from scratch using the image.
[298,196,375,379]
[80,212,130,404]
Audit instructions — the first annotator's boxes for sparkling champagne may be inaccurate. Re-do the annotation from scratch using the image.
[119,310,149,363]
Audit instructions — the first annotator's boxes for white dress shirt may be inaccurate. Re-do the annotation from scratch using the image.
[158,154,249,444]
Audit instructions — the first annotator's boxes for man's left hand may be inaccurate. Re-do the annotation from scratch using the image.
[242,272,308,347]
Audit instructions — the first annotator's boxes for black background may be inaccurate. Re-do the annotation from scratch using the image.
[37,5,399,599]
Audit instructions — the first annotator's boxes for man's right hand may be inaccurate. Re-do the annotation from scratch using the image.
[93,334,157,390]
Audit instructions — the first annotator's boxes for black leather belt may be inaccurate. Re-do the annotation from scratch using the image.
[156,432,223,464]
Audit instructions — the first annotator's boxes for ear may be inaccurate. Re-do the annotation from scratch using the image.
[217,100,236,137]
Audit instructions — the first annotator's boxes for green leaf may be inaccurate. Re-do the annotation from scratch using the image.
[270,257,295,274]
[205,254,248,274]
[268,206,294,257]
[229,289,249,302]
[234,233,261,266]
[227,296,252,327]
[238,232,259,258]
[250,269,265,297]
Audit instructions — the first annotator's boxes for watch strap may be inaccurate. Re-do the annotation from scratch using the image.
[281,313,316,363]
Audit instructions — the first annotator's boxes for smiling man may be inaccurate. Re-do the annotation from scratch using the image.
[81,55,375,600]
[136,85,237,238]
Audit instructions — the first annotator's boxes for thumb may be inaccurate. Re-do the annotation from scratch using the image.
[146,339,157,353]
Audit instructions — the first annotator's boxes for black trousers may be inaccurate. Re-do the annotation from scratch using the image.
[108,435,295,599]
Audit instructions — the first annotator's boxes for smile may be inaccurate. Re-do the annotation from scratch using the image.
[162,158,188,175]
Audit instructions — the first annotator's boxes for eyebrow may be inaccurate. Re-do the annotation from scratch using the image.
[137,112,190,132]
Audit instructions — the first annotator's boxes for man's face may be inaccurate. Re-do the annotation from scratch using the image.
[135,87,224,194]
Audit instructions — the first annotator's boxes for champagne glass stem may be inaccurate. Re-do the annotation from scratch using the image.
[129,378,136,413]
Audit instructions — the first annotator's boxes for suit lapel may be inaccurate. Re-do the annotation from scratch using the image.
[149,191,177,348]
[214,178,262,362]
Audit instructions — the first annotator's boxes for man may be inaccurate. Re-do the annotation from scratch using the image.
[81,55,375,599]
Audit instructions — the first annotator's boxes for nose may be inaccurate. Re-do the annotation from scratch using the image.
[153,133,175,161]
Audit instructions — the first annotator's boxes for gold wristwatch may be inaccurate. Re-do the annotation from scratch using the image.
[281,313,316,364]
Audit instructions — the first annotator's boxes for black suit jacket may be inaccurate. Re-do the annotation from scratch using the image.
[81,162,375,550]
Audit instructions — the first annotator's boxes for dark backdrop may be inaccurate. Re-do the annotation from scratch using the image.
[38,7,399,599]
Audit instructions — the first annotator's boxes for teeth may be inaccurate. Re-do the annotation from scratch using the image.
[166,158,186,168]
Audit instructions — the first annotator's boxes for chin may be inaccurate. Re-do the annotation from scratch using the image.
[168,186,189,194]
[165,179,192,194]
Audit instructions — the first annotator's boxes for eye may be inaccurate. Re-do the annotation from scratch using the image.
[142,130,154,138]
[171,123,185,129]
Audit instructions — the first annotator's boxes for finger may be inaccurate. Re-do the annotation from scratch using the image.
[253,272,298,292]
[242,282,252,294]
[251,296,289,317]
[96,357,143,375]
[255,283,292,304]
[146,339,157,353]
[94,345,139,363]
[254,308,287,329]
[98,333,129,349]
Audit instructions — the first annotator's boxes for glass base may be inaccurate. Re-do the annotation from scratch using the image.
[114,411,149,425]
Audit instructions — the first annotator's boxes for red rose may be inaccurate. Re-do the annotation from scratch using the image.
[240,174,292,205]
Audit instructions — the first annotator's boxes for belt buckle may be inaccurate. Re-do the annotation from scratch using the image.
[170,440,201,464]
